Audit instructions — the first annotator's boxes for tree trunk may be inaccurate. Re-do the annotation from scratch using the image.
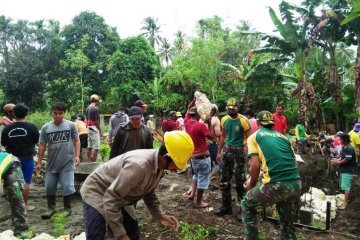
[328,48,343,130]
[355,41,360,121]
[328,49,342,105]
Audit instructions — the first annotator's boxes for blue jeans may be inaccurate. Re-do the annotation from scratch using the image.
[83,201,140,240]
[191,157,211,189]
[45,170,75,196]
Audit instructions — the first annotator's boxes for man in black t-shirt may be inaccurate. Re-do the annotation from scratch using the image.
[86,94,102,162]
[331,133,356,209]
[1,104,39,211]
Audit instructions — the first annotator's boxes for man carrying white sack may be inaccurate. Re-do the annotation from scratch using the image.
[80,131,194,240]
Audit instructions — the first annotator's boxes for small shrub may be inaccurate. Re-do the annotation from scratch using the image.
[178,221,218,240]
[51,212,68,237]
[99,143,110,162]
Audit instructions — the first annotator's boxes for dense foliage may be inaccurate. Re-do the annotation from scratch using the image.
[0,0,359,131]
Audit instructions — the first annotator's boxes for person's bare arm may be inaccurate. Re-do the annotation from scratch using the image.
[245,155,261,190]
[36,143,46,173]
[216,128,226,164]
[74,137,81,166]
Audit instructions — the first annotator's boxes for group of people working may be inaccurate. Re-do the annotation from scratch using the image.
[0,94,357,240]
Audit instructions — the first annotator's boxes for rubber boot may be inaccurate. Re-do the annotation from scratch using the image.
[62,195,72,217]
[213,199,232,216]
[41,195,56,219]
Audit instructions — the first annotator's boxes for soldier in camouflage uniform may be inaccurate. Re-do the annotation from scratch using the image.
[214,98,251,221]
[0,152,29,235]
[242,111,301,240]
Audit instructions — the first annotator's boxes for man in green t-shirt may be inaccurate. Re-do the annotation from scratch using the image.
[295,117,311,154]
[214,98,251,221]
[242,110,301,240]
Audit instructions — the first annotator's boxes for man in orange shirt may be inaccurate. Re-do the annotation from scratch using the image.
[273,104,288,135]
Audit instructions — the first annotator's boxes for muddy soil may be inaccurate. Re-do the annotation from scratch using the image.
[1,154,359,240]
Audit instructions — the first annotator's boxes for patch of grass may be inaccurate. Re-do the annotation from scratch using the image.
[312,219,325,229]
[178,221,218,240]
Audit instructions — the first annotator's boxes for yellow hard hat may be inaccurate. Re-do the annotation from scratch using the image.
[164,131,194,170]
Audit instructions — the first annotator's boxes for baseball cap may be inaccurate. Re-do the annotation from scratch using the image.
[134,100,147,108]
[90,94,99,101]
[189,107,198,114]
[226,98,238,110]
[128,106,143,119]
[353,123,360,132]
[338,132,351,142]
[212,104,218,111]
[176,111,182,117]
[256,110,274,126]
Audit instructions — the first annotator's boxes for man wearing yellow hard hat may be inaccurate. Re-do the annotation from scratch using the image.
[80,131,194,240]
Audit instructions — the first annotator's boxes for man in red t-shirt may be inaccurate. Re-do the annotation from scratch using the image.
[162,111,180,133]
[273,104,288,135]
[183,99,212,208]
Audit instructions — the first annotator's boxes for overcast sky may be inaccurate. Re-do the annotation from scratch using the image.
[1,0,302,41]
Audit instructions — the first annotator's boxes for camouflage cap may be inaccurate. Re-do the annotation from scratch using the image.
[226,98,238,110]
[256,110,274,125]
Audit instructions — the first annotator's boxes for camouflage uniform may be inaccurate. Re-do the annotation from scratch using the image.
[241,180,301,240]
[3,162,29,234]
[220,146,246,207]
[245,112,302,240]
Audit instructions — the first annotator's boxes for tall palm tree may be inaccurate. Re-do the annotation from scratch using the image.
[141,17,161,48]
[173,30,187,56]
[157,37,173,66]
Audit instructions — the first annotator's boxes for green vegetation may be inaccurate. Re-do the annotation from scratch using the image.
[178,221,218,240]
[312,219,326,229]
[0,0,359,132]
[99,143,111,162]
[51,212,68,237]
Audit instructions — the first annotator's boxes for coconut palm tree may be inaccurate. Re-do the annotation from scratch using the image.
[173,30,187,56]
[157,37,173,66]
[141,17,161,48]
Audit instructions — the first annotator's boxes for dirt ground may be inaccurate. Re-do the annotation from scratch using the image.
[1,154,360,240]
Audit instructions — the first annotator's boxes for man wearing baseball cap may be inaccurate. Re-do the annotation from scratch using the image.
[86,94,102,162]
[241,110,301,239]
[134,100,148,124]
[110,106,153,159]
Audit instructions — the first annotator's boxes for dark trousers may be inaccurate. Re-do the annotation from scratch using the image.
[83,201,140,240]
[208,143,219,169]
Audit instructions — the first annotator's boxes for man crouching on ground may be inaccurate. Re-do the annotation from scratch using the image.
[241,111,301,240]
[80,131,194,240]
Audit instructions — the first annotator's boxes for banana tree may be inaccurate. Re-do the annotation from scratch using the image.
[341,0,360,119]
[255,1,319,122]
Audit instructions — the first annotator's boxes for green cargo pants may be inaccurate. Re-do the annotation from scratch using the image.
[220,147,246,208]
[241,179,301,240]
[3,163,29,235]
